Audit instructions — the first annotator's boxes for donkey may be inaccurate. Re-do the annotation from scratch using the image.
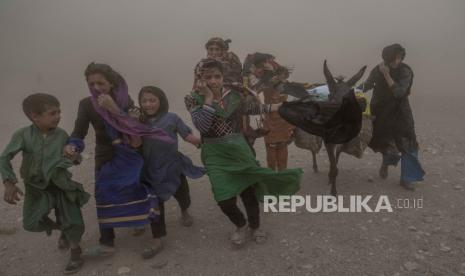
[279,60,367,195]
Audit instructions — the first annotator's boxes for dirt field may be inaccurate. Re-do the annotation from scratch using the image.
[1,92,464,276]
[1,1,465,275]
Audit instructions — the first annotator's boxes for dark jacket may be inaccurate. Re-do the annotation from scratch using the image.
[70,96,134,170]
[363,63,417,152]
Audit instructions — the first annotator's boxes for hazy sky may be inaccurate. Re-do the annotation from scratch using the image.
[1,0,464,131]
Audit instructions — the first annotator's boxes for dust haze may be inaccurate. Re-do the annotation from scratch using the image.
[2,1,465,275]
[1,0,464,134]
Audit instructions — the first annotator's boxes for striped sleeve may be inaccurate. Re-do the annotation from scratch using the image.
[191,105,216,134]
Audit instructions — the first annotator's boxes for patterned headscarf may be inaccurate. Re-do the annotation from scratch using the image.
[205,37,231,50]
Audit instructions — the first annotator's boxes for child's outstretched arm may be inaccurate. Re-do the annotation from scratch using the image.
[184,134,201,148]
[175,114,201,148]
[0,130,25,204]
[65,98,91,158]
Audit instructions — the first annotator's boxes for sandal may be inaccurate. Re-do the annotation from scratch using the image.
[230,226,248,247]
[63,247,84,275]
[400,181,416,191]
[251,228,267,244]
[64,259,84,275]
[83,245,115,257]
[141,241,164,259]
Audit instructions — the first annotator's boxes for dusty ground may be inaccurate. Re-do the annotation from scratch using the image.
[0,94,464,276]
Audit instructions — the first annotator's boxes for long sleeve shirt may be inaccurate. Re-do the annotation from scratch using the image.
[189,90,271,138]
[0,125,70,189]
[69,96,134,170]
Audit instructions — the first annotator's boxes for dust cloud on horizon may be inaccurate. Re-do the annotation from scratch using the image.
[1,0,464,135]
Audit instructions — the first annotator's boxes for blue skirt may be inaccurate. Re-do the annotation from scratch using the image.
[141,138,205,201]
[95,144,159,228]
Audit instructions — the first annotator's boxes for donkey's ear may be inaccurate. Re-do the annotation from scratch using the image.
[346,65,367,87]
[323,60,336,91]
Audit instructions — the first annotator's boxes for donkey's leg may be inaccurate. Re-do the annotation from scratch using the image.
[311,151,319,173]
[325,143,339,196]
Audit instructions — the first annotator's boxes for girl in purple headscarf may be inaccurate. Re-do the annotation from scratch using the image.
[64,63,173,256]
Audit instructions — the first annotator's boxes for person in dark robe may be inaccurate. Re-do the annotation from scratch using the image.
[359,43,425,190]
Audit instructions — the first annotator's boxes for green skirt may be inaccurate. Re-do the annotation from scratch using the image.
[201,134,302,202]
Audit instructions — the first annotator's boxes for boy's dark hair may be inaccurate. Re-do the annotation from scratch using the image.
[84,62,121,87]
[382,43,406,63]
[199,58,224,75]
[22,93,60,119]
[252,52,274,67]
[138,86,169,119]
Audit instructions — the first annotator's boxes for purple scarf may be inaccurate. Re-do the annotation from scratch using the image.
[89,76,174,144]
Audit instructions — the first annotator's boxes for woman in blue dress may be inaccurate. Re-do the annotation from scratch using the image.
[65,63,173,258]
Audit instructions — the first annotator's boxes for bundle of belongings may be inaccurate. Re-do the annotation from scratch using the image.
[284,83,372,158]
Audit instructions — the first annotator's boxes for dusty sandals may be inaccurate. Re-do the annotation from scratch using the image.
[141,242,164,259]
